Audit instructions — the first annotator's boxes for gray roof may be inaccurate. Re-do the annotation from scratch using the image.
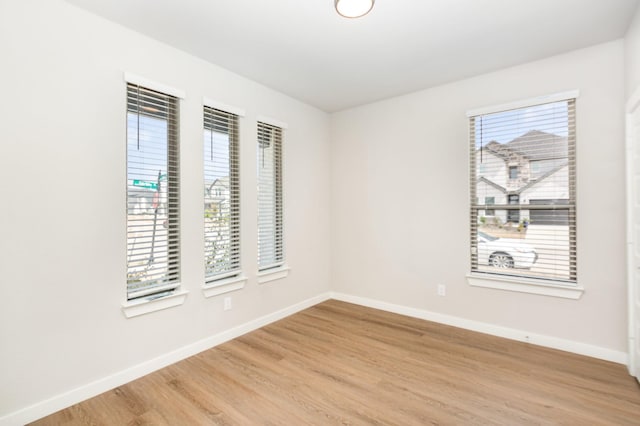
[477,177,506,194]
[480,130,568,161]
[206,176,230,193]
[506,130,567,160]
[481,141,509,160]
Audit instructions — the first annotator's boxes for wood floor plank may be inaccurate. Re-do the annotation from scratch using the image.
[30,300,640,425]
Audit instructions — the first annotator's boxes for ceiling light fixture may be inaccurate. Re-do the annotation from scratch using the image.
[335,0,374,18]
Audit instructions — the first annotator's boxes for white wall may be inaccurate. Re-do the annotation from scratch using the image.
[626,4,640,99]
[331,41,627,353]
[1,0,636,422]
[0,0,331,420]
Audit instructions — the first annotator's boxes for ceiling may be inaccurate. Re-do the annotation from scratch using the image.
[66,0,639,112]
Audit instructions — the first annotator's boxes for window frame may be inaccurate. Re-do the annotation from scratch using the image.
[201,99,248,297]
[466,91,583,299]
[203,106,241,282]
[257,118,288,280]
[122,74,187,317]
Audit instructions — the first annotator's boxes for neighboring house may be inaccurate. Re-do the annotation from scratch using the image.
[477,130,569,225]
[205,176,230,216]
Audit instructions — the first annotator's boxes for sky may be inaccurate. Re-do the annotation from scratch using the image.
[204,129,230,183]
[127,113,168,185]
[127,113,231,185]
[474,100,569,147]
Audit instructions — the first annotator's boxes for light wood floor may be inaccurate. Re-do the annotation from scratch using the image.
[32,300,640,425]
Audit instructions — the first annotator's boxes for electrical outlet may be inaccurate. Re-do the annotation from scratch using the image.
[224,297,232,311]
[437,284,446,297]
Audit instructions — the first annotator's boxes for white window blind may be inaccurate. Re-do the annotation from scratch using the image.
[126,83,180,300]
[257,121,284,271]
[204,106,241,282]
[469,98,577,283]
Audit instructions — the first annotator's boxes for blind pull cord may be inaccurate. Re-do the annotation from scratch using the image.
[210,122,214,161]
[136,85,140,151]
[480,116,483,164]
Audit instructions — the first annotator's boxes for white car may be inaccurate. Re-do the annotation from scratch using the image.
[477,231,538,269]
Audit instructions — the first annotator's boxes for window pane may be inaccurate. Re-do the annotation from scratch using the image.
[126,84,180,300]
[470,99,576,283]
[257,122,284,270]
[204,107,240,281]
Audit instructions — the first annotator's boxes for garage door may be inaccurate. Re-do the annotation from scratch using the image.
[529,199,569,226]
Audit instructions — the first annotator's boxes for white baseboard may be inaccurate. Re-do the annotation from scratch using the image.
[330,292,628,365]
[0,292,331,426]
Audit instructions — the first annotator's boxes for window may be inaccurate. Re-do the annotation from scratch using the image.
[257,121,284,271]
[470,95,577,284]
[507,194,520,223]
[126,83,180,300]
[484,196,495,216]
[204,106,240,282]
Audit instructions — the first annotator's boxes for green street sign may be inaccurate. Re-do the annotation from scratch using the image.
[133,180,158,190]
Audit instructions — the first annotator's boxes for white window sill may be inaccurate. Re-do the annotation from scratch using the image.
[121,289,189,318]
[202,275,247,298]
[257,265,290,284]
[466,273,584,299]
